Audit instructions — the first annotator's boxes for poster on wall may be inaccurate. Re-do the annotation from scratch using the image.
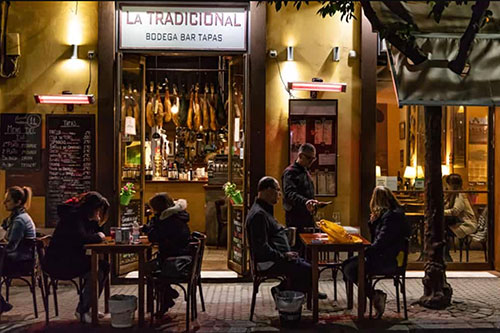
[119,5,248,51]
[469,117,488,144]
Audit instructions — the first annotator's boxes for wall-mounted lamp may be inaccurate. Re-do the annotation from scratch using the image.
[288,81,347,93]
[441,164,450,176]
[286,46,294,61]
[34,91,94,112]
[332,46,340,62]
[70,44,79,59]
[375,165,382,177]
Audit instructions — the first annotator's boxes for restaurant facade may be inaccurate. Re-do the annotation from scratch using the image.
[0,1,498,278]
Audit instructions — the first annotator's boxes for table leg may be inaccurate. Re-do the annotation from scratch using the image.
[357,248,365,319]
[347,251,353,310]
[146,248,153,316]
[91,251,99,325]
[104,253,110,313]
[138,249,145,327]
[311,247,319,323]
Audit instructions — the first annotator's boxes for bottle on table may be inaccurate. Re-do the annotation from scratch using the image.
[132,221,140,243]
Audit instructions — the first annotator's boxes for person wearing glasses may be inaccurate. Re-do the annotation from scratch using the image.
[246,177,312,300]
[282,143,319,249]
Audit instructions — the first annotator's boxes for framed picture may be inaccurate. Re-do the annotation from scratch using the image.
[400,149,404,168]
[399,122,406,140]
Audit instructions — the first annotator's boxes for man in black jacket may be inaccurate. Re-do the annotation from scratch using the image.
[246,177,326,299]
[282,143,319,248]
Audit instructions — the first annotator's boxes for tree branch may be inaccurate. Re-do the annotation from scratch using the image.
[448,1,490,75]
[361,0,427,65]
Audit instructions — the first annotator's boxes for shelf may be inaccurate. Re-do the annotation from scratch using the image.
[146,180,208,184]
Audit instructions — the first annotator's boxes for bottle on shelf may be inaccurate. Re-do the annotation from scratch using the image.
[173,163,179,180]
[397,171,403,190]
[168,163,173,180]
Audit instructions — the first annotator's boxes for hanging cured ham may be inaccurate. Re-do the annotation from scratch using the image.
[146,82,155,128]
[201,84,210,131]
[164,84,172,123]
[153,85,164,128]
[216,88,226,127]
[186,87,194,130]
[193,84,202,131]
[178,85,188,127]
[171,84,180,127]
[208,83,217,131]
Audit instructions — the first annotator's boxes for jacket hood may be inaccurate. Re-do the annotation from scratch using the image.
[159,199,188,220]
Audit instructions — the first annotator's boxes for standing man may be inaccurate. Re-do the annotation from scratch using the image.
[282,143,319,249]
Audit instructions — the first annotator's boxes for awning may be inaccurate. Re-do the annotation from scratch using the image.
[372,2,500,106]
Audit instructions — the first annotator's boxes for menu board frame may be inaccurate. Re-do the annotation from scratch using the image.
[45,114,96,227]
[0,113,42,170]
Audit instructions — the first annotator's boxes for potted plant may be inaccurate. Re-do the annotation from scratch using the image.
[223,182,243,205]
[120,182,136,206]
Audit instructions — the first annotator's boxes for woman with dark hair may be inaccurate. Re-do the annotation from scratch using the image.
[343,186,410,319]
[143,192,190,318]
[44,191,110,323]
[444,174,477,238]
[1,186,35,313]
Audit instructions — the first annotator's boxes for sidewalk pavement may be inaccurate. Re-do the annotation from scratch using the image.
[1,275,500,332]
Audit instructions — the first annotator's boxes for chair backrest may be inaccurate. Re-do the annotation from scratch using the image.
[191,231,207,278]
[35,235,52,271]
[214,199,228,225]
[187,239,201,285]
[397,237,410,274]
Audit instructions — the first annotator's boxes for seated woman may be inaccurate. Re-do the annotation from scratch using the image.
[1,186,35,313]
[44,192,110,323]
[343,186,410,319]
[444,174,477,238]
[143,192,190,317]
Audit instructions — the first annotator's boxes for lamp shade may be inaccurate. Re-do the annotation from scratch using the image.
[417,166,424,178]
[375,165,381,177]
[403,166,416,179]
[441,164,450,176]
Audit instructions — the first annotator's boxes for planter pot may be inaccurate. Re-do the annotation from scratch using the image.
[120,194,132,206]
[230,191,243,205]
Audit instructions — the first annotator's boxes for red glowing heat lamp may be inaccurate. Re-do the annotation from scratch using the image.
[34,94,95,104]
[288,81,347,93]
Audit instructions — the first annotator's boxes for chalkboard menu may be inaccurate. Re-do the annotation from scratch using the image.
[120,199,142,228]
[0,113,42,170]
[231,207,244,265]
[46,115,95,227]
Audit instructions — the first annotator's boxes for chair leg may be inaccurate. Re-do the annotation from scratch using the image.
[249,281,258,321]
[42,276,50,325]
[191,283,197,321]
[332,268,338,301]
[5,278,10,302]
[368,279,373,319]
[466,237,471,262]
[395,278,400,313]
[402,277,408,320]
[53,280,59,317]
[186,285,191,332]
[198,280,206,312]
[483,241,488,262]
[31,274,38,318]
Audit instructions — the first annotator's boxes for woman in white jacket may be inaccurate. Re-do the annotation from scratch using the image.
[444,174,477,239]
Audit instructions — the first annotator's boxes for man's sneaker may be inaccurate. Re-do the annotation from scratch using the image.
[318,292,328,300]
[74,311,92,324]
[372,290,387,319]
[0,302,13,314]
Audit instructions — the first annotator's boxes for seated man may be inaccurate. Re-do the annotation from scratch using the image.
[245,176,326,299]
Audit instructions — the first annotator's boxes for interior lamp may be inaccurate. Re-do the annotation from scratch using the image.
[375,165,381,177]
[403,166,416,180]
[441,164,450,176]
[417,166,424,178]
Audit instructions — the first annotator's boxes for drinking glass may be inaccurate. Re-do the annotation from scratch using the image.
[110,227,117,240]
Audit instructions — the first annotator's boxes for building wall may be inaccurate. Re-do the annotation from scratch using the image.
[266,4,362,226]
[0,1,98,229]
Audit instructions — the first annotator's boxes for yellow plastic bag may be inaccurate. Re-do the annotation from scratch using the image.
[318,219,363,244]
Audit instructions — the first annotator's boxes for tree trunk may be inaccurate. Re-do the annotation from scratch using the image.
[419,106,452,309]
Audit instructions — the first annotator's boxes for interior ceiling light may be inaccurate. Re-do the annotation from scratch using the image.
[288,81,347,93]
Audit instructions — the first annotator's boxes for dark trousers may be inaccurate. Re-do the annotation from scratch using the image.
[266,258,312,294]
[1,257,35,309]
[77,260,109,314]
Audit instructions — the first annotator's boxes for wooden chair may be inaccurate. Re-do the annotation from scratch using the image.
[368,238,409,320]
[191,231,207,317]
[214,199,228,248]
[0,238,44,319]
[36,235,84,324]
[149,238,201,332]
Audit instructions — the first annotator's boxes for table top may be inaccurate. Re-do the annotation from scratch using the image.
[300,233,370,248]
[85,237,152,253]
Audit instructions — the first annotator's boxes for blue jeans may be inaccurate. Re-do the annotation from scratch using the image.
[76,260,109,314]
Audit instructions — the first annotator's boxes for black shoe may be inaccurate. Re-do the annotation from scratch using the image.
[318,292,328,300]
[1,302,13,314]
[166,286,180,299]
[372,290,387,319]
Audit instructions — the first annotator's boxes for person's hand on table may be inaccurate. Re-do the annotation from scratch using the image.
[285,251,299,261]
[97,232,106,240]
[306,199,319,213]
